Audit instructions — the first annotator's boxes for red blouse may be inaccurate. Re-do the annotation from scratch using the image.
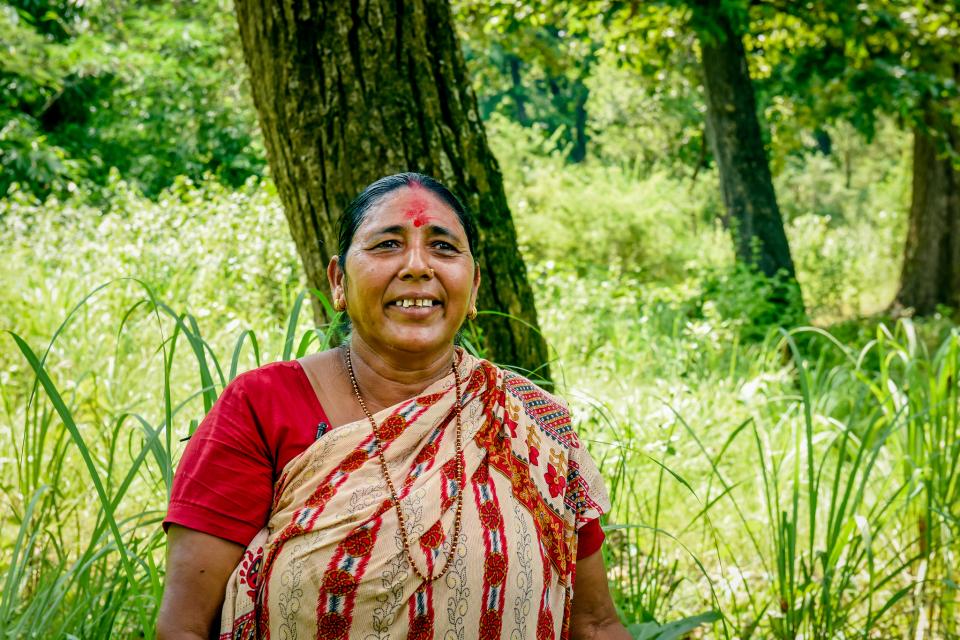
[164,361,604,559]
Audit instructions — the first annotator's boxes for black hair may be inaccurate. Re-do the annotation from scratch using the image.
[336,172,479,268]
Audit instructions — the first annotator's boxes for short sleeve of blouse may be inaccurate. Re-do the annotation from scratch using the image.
[164,373,277,546]
[566,434,611,530]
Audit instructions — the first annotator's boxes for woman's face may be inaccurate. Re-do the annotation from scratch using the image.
[331,184,480,359]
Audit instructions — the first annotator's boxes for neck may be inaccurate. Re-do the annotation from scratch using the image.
[345,337,456,412]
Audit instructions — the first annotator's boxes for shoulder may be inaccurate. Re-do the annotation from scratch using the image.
[211,360,318,431]
[226,360,306,397]
[193,361,309,435]
[230,359,305,386]
[498,367,581,450]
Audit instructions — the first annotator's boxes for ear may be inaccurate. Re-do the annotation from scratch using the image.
[469,261,481,309]
[328,255,345,304]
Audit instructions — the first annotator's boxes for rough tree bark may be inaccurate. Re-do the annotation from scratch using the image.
[895,118,960,315]
[234,0,550,376]
[693,1,798,286]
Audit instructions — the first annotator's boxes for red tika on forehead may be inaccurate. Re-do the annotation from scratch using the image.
[403,184,432,227]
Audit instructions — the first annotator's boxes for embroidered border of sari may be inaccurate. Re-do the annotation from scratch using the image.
[219,353,610,640]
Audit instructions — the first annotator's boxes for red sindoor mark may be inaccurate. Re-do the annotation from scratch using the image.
[403,183,432,227]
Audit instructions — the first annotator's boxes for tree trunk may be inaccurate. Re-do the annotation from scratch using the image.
[895,121,960,315]
[507,55,529,126]
[570,81,588,164]
[814,128,832,156]
[694,1,798,285]
[234,0,550,376]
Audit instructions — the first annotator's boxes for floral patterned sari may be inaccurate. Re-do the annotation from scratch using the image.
[219,353,609,640]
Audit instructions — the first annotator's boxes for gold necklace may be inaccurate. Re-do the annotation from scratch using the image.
[343,345,465,582]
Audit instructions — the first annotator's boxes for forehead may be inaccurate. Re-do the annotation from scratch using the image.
[357,186,465,236]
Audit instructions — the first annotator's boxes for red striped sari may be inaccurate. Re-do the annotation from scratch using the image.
[219,353,609,640]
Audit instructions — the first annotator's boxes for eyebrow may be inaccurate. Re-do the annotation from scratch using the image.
[426,224,463,242]
[371,225,406,236]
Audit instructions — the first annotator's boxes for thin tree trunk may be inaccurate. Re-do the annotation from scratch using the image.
[694,1,798,287]
[895,121,960,315]
[570,81,588,164]
[844,149,852,189]
[235,0,550,376]
[814,128,832,156]
[507,55,529,126]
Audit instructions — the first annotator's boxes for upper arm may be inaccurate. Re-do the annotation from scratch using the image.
[570,549,632,640]
[164,375,276,545]
[157,525,245,640]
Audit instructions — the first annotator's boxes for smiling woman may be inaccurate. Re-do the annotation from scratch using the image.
[329,175,481,360]
[156,173,630,640]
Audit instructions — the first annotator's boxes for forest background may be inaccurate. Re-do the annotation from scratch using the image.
[1,0,959,638]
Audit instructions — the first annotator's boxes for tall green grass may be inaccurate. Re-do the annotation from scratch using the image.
[869,322,960,638]
[1,284,343,638]
[587,321,959,639]
[4,125,956,638]
[9,281,959,637]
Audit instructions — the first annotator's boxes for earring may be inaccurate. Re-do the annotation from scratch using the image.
[467,307,478,320]
[334,298,346,312]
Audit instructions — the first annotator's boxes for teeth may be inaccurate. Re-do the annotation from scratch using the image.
[395,299,434,308]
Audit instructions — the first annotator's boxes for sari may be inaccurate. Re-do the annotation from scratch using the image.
[219,353,609,640]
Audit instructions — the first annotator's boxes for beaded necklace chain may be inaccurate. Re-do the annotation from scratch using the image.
[343,345,465,582]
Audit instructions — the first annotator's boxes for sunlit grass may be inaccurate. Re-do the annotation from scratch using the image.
[5,278,957,637]
[3,135,957,638]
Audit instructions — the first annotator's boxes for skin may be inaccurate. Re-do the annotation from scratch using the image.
[157,526,243,640]
[157,186,629,640]
[570,551,633,640]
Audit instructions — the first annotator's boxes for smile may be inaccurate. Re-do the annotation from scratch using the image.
[389,298,439,308]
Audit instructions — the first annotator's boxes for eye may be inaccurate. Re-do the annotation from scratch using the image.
[432,240,459,252]
[373,239,401,249]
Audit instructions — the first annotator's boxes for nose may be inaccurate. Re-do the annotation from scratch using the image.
[398,243,433,280]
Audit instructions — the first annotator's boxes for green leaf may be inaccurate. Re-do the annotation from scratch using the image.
[628,610,722,640]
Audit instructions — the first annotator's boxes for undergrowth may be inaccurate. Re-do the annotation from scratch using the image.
[3,124,957,638]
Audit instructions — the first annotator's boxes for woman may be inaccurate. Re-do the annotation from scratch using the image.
[158,173,629,640]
